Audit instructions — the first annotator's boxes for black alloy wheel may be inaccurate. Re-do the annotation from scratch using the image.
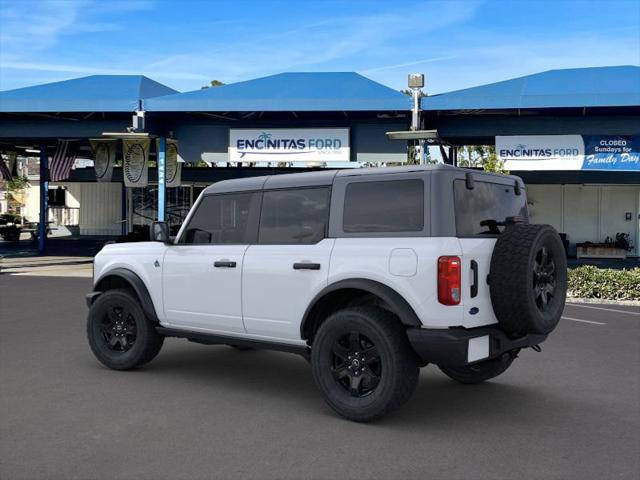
[489,223,567,336]
[331,332,382,397]
[533,246,557,311]
[100,305,137,352]
[311,306,419,422]
[87,289,164,370]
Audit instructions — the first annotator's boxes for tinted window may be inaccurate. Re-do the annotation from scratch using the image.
[259,188,330,244]
[454,180,528,236]
[343,179,424,233]
[181,193,258,244]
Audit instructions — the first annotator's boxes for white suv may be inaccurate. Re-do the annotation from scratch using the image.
[87,165,567,421]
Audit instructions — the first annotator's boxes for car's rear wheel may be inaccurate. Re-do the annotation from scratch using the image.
[311,307,419,422]
[87,289,164,370]
[438,353,515,384]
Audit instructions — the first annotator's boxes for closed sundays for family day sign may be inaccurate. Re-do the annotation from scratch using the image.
[496,135,640,171]
[229,128,350,162]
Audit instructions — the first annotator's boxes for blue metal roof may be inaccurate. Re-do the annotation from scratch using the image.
[422,66,640,111]
[0,75,178,113]
[145,72,411,112]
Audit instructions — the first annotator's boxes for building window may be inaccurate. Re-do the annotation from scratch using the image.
[343,179,424,233]
[48,188,66,207]
[259,188,330,244]
[131,186,192,236]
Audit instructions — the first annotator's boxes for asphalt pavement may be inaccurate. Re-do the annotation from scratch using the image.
[1,275,638,480]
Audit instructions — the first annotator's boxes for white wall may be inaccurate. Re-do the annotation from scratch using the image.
[78,183,122,235]
[527,184,640,256]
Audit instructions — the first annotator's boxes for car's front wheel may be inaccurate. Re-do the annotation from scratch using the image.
[311,307,419,422]
[87,289,164,370]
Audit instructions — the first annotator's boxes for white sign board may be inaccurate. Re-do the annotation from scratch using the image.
[496,135,585,170]
[229,128,350,163]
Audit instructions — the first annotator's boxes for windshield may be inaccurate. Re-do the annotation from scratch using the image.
[454,179,528,236]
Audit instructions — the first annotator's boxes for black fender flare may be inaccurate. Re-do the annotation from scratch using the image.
[91,268,159,323]
[300,278,422,339]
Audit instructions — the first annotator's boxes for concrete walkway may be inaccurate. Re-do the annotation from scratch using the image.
[0,255,93,277]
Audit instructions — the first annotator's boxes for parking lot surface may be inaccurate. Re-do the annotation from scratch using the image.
[1,275,638,480]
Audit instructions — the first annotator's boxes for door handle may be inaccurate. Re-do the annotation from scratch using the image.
[293,262,321,270]
[214,260,236,268]
[470,260,478,298]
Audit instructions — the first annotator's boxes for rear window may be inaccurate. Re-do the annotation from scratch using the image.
[454,180,528,236]
[343,179,424,233]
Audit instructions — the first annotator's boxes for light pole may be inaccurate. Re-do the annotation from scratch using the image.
[408,73,425,164]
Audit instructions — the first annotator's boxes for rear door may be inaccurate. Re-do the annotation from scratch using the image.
[242,187,334,340]
[454,177,528,327]
[163,192,260,333]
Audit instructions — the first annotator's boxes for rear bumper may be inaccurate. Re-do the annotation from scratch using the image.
[406,325,547,367]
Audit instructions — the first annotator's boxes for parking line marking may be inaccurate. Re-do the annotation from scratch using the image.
[562,316,606,326]
[566,304,640,316]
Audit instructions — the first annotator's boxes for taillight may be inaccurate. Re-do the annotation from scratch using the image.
[438,256,461,305]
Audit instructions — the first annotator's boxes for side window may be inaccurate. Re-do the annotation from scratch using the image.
[180,192,258,244]
[343,179,424,233]
[259,188,330,244]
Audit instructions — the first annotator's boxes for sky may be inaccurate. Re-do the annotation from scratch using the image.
[0,0,639,94]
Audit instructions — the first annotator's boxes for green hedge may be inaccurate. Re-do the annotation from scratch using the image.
[568,266,640,301]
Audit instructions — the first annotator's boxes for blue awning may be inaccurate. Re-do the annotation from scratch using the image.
[145,72,411,112]
[422,66,640,111]
[0,75,178,113]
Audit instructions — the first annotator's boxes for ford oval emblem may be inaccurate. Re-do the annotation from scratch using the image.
[469,307,479,315]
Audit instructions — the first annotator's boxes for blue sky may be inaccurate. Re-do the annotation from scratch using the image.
[0,0,638,94]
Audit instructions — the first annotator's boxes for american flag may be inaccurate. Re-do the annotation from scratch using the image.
[0,156,12,181]
[49,140,78,182]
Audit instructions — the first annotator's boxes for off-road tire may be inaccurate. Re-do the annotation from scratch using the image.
[490,224,567,336]
[439,354,515,384]
[87,289,164,370]
[311,307,419,422]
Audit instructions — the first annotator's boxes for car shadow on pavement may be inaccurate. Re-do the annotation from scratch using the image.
[126,342,578,427]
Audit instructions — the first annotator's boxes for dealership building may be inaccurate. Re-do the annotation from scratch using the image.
[0,66,638,258]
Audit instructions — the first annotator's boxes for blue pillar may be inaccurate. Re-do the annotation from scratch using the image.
[157,137,166,222]
[38,145,48,254]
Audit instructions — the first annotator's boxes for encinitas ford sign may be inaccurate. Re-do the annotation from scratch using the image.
[497,135,640,171]
[229,128,350,162]
[497,135,585,170]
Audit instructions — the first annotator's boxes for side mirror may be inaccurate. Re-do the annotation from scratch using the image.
[150,221,170,243]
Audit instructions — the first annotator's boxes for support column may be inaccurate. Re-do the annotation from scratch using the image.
[121,182,127,235]
[157,137,166,222]
[38,144,48,254]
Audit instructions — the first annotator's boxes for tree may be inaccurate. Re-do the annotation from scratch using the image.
[457,145,509,174]
[201,80,225,89]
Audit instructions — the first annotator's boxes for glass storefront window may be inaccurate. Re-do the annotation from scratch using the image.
[131,186,192,236]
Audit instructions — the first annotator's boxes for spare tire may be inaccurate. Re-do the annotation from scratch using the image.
[489,224,567,337]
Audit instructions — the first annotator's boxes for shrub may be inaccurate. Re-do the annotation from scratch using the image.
[568,266,640,301]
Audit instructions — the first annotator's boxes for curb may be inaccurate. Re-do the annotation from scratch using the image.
[567,297,640,307]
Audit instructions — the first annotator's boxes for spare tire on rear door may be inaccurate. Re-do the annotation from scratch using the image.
[489,224,567,337]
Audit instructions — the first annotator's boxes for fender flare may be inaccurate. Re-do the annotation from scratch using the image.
[92,268,159,322]
[300,278,422,339]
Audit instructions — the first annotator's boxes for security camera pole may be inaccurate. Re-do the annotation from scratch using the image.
[408,73,425,164]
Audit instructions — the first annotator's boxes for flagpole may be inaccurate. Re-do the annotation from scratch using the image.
[38,144,48,254]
